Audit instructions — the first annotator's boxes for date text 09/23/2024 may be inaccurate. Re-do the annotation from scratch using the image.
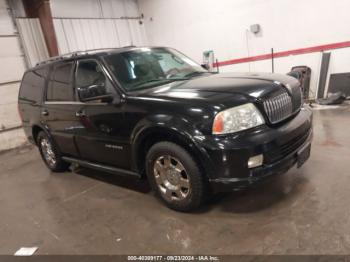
[127,255,219,261]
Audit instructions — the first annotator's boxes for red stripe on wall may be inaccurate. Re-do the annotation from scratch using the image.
[215,41,350,67]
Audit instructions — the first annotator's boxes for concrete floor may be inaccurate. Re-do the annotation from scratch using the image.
[1,105,350,255]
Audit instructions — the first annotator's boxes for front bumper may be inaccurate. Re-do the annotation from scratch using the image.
[195,106,313,192]
[209,130,312,192]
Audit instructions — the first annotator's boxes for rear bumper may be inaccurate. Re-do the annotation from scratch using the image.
[194,106,313,192]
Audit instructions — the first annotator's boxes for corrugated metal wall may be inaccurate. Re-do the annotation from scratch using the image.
[50,0,147,54]
[51,0,140,19]
[0,0,26,151]
[53,18,147,54]
[0,0,26,83]
[16,18,49,67]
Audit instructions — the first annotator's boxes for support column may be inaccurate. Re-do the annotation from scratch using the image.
[22,0,58,57]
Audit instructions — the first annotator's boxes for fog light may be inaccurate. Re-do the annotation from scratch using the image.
[248,154,263,168]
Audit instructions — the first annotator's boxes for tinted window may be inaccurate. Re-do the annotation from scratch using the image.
[76,60,115,101]
[19,67,48,103]
[104,47,206,91]
[46,62,74,101]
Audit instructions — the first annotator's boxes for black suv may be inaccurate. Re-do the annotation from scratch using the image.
[18,47,312,211]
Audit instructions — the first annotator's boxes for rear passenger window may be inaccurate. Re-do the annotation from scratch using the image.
[19,67,48,103]
[46,62,74,101]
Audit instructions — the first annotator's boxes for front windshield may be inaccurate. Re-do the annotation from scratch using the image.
[104,47,207,91]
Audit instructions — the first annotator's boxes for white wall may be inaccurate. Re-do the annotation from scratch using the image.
[8,0,26,18]
[138,0,350,98]
[0,0,26,83]
[0,82,27,151]
[0,0,27,151]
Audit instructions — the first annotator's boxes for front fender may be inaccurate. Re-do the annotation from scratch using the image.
[130,114,215,178]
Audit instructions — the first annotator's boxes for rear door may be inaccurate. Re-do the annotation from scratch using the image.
[18,67,48,142]
[42,60,81,157]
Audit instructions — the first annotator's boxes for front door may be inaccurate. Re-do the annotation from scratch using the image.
[73,59,131,169]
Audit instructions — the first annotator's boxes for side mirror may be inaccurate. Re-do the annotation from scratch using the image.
[112,95,126,106]
[77,84,122,105]
[78,84,107,101]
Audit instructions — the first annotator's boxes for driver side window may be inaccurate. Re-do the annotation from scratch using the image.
[76,60,115,102]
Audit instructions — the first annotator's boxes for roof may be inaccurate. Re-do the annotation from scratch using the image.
[35,46,138,67]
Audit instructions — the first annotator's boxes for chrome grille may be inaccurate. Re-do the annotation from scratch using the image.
[263,90,293,124]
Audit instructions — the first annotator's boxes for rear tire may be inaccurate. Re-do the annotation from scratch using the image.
[146,142,207,212]
[37,131,70,172]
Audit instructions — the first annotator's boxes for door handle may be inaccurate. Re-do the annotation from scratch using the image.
[41,110,49,116]
[75,110,86,117]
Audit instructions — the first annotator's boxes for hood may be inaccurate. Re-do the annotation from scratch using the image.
[137,72,300,101]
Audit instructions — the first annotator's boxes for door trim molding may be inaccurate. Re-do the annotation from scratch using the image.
[44,101,107,105]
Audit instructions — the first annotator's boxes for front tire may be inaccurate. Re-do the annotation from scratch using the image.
[146,142,207,212]
[37,131,70,172]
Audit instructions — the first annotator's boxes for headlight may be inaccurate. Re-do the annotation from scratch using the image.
[212,103,265,134]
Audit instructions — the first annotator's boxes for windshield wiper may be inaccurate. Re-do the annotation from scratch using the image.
[133,78,189,88]
[167,77,190,81]
[133,79,168,88]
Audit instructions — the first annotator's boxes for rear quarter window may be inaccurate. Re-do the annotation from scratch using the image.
[19,67,48,103]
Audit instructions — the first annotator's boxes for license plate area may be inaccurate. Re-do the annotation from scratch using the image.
[297,143,311,168]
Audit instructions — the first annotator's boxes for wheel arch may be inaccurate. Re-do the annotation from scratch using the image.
[132,126,211,180]
[32,124,57,147]
[32,125,45,145]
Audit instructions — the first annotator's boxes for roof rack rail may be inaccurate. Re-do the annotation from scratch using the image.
[81,47,117,53]
[35,50,87,66]
[35,46,137,66]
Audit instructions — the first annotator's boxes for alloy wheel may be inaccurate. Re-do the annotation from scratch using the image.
[153,155,191,201]
[40,138,57,167]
